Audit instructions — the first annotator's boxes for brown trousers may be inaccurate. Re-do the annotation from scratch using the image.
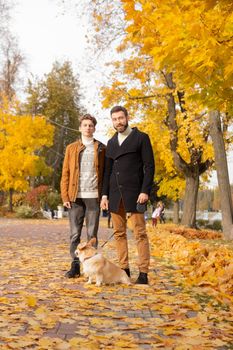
[111,201,150,273]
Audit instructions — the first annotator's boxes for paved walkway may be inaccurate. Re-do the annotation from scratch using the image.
[0,218,232,349]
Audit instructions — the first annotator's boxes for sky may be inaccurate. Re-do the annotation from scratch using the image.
[11,0,233,186]
[11,0,110,142]
[12,1,86,76]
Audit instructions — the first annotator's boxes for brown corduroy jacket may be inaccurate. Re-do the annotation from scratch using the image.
[60,139,106,203]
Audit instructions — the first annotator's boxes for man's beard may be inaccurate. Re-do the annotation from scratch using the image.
[114,122,128,133]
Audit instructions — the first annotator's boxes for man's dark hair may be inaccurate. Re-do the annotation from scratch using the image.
[110,106,128,117]
[80,114,97,126]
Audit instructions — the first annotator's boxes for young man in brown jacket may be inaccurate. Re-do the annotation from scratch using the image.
[61,114,105,278]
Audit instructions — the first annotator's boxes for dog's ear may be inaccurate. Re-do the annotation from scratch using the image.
[88,237,96,247]
[77,242,87,250]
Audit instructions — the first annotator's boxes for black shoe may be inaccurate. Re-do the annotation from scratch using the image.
[65,259,80,278]
[135,272,148,284]
[123,268,131,277]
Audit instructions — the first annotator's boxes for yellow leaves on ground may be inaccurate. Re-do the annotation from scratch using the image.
[25,295,37,307]
[90,318,115,328]
[160,306,174,314]
[1,219,233,349]
[149,224,233,298]
[163,223,222,239]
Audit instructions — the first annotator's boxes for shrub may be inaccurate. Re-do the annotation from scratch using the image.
[197,219,208,228]
[12,193,26,207]
[15,205,39,218]
[25,185,50,209]
[46,192,61,210]
[0,191,5,206]
[205,220,222,231]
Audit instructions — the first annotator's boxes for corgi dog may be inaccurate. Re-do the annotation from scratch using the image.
[75,238,131,286]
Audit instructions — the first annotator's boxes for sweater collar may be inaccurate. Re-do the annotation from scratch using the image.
[81,136,94,146]
[118,125,132,137]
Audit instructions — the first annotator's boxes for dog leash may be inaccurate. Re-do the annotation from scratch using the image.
[100,212,132,248]
[100,231,115,248]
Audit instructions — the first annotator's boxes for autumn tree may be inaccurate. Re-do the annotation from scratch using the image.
[138,114,185,224]
[117,0,233,237]
[24,61,85,189]
[0,96,54,210]
[85,40,214,227]
[101,72,214,227]
[0,0,11,37]
[0,0,24,101]
[69,0,215,228]
[197,189,214,212]
[82,0,233,236]
[0,34,24,101]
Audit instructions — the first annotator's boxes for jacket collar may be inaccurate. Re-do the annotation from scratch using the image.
[112,127,137,144]
[77,138,100,147]
[107,127,138,159]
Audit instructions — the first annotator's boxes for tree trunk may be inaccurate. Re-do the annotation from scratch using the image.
[50,126,65,190]
[173,200,179,224]
[163,72,212,228]
[165,73,200,228]
[29,176,36,188]
[209,111,233,240]
[181,175,199,227]
[9,188,13,212]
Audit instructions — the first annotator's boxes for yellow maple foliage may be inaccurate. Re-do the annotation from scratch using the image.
[120,0,233,112]
[0,95,54,193]
[92,5,224,204]
[90,0,233,206]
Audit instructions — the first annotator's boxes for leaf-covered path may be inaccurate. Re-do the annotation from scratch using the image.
[0,218,232,349]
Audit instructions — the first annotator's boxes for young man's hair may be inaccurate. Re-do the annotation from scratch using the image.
[110,105,128,117]
[80,114,97,126]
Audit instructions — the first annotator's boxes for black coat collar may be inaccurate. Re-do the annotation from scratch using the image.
[107,127,139,159]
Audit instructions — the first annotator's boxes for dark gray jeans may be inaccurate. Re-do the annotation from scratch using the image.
[68,198,100,260]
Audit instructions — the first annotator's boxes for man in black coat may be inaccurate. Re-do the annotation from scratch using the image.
[101,106,155,284]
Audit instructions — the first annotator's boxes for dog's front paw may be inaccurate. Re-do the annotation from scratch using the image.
[96,281,102,287]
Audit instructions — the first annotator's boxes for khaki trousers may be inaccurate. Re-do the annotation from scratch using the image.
[111,201,150,273]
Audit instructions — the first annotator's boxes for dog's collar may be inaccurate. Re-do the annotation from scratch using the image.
[83,252,98,262]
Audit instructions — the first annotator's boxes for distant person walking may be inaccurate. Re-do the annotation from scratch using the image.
[152,201,164,227]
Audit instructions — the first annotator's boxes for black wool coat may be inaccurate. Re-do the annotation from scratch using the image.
[102,127,155,213]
